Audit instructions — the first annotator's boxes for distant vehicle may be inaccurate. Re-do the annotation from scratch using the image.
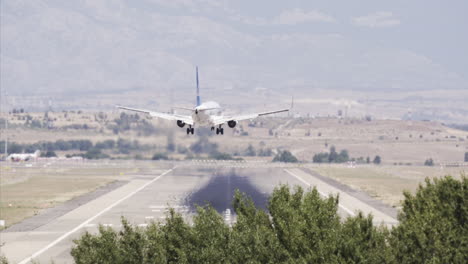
[117,67,289,135]
[7,150,40,162]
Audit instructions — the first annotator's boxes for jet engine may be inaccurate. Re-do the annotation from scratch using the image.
[177,120,186,128]
[227,120,237,128]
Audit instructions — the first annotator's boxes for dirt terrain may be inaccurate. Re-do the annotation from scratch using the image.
[1,112,467,227]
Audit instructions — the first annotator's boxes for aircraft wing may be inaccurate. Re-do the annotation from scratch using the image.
[213,109,289,126]
[117,106,194,125]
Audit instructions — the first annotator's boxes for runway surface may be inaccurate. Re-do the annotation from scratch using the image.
[1,164,398,263]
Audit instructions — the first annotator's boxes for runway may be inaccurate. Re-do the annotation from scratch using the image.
[1,164,398,263]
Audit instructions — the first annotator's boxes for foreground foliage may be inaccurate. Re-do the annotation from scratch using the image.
[72,176,467,264]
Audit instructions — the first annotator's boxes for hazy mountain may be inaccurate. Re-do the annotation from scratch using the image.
[2,0,468,96]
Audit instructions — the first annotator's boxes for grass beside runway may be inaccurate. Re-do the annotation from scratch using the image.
[0,162,165,229]
[312,164,466,208]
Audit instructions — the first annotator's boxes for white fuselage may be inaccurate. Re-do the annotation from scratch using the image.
[7,151,40,162]
[191,101,222,127]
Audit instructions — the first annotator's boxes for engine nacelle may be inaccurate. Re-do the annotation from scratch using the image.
[227,120,237,128]
[177,120,186,128]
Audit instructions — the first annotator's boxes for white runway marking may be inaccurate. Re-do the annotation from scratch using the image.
[284,169,356,216]
[18,168,175,264]
[151,209,161,212]
[145,216,154,219]
[138,224,148,227]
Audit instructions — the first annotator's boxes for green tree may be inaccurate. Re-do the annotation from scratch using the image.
[71,225,122,263]
[313,152,329,163]
[152,153,169,160]
[337,149,349,163]
[338,212,393,263]
[373,155,381,165]
[391,176,468,263]
[158,209,193,263]
[70,176,467,263]
[84,148,110,159]
[268,185,341,262]
[190,206,230,263]
[41,150,57,157]
[244,144,256,156]
[272,150,299,163]
[328,146,338,162]
[424,158,434,166]
[230,190,289,263]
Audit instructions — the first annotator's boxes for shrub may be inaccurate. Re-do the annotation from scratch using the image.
[244,144,256,156]
[41,150,57,158]
[273,150,298,163]
[84,148,110,159]
[312,146,349,163]
[391,176,468,263]
[152,153,169,160]
[71,176,467,263]
[424,158,434,166]
[373,155,381,165]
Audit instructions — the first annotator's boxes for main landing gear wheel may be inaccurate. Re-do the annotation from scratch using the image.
[216,128,224,135]
[187,127,194,135]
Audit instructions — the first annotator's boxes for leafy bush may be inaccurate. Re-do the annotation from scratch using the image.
[312,146,349,163]
[209,151,242,161]
[71,176,467,263]
[40,150,57,157]
[373,155,381,164]
[272,150,299,163]
[258,148,273,157]
[72,185,391,263]
[244,144,256,156]
[84,148,110,159]
[424,158,434,166]
[95,140,115,149]
[152,153,169,160]
[390,176,467,263]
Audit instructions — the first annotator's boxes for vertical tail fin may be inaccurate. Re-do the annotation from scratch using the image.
[196,66,201,106]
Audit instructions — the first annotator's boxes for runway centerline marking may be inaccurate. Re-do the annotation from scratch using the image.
[284,169,356,216]
[18,168,175,264]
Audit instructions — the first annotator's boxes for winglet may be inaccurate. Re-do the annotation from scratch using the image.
[196,66,201,106]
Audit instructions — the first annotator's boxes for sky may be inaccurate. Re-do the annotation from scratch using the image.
[1,0,468,97]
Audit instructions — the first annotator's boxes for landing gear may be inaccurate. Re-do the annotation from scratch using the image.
[211,126,215,131]
[216,127,224,135]
[186,127,194,135]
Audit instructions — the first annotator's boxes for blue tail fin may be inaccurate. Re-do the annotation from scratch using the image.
[196,66,201,106]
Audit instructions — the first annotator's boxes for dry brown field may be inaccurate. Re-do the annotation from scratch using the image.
[0,161,159,229]
[311,164,466,209]
[1,111,467,227]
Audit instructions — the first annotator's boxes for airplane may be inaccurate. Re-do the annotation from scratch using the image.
[7,150,40,162]
[117,67,289,135]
